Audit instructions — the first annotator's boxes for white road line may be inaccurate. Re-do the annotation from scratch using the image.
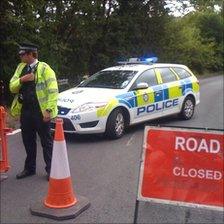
[126,134,135,146]
[7,129,21,136]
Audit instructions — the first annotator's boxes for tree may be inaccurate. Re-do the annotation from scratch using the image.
[0,0,223,105]
[185,10,224,71]
[161,17,217,74]
[190,0,223,11]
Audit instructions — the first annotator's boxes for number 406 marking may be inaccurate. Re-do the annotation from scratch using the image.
[71,115,81,120]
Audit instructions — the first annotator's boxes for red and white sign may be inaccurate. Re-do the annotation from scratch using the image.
[138,127,224,211]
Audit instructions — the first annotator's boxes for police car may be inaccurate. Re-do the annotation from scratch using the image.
[55,58,200,139]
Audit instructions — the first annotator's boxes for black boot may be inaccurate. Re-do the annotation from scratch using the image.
[16,170,36,179]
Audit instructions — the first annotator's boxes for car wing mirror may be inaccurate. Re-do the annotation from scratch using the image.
[133,82,149,90]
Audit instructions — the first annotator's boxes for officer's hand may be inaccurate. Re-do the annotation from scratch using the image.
[20,73,35,83]
[43,110,51,122]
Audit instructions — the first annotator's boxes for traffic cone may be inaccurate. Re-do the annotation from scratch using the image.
[45,118,76,208]
[0,106,12,181]
[30,118,90,220]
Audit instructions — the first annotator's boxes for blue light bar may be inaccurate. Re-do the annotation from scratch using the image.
[117,56,158,65]
[144,57,158,63]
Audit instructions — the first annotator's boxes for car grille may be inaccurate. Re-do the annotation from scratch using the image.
[80,120,99,128]
[51,118,75,132]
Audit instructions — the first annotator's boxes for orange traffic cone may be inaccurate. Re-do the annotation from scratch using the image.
[45,118,76,208]
[30,118,90,220]
[0,106,12,181]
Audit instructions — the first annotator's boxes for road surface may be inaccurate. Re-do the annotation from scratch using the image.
[1,75,223,223]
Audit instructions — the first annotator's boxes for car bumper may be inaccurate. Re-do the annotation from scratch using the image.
[51,114,107,134]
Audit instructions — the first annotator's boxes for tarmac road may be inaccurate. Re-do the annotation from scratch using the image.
[1,75,223,224]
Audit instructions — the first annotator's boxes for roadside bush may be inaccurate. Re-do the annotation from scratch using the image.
[161,17,217,74]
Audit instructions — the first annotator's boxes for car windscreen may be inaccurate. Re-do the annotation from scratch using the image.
[78,70,137,89]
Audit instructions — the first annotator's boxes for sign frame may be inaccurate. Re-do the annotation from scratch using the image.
[137,126,224,212]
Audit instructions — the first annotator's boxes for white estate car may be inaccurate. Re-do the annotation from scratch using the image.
[53,59,200,139]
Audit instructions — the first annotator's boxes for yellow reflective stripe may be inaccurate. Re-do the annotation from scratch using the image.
[48,89,58,94]
[155,68,162,84]
[38,96,48,103]
[170,68,180,80]
[36,82,46,91]
[46,77,56,85]
[135,88,154,106]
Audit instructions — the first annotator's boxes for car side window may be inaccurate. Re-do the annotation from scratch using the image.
[173,67,191,79]
[134,69,158,87]
[158,67,177,83]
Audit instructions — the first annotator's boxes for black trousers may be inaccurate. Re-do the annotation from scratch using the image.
[20,108,53,173]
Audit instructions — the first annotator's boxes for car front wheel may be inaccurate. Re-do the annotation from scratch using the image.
[105,108,125,139]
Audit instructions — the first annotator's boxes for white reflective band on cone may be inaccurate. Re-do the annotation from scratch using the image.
[50,140,71,179]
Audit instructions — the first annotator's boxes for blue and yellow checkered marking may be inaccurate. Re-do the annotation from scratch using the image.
[160,85,169,100]
[180,78,193,95]
[116,80,196,109]
[97,78,197,117]
[116,92,137,108]
[152,86,163,102]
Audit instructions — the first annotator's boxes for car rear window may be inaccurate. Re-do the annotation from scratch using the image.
[157,67,177,83]
[173,67,191,79]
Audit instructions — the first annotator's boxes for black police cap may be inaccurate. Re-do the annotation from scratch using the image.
[19,43,38,54]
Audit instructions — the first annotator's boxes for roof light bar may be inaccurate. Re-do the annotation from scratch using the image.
[117,57,158,65]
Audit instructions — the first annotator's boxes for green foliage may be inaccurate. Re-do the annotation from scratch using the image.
[190,0,223,11]
[161,17,218,74]
[0,0,223,104]
[186,10,224,71]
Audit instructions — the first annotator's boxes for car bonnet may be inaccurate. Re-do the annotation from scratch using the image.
[58,87,126,108]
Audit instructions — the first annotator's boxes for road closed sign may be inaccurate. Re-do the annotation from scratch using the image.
[138,127,224,210]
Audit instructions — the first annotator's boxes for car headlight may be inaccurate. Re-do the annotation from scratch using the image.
[71,102,107,113]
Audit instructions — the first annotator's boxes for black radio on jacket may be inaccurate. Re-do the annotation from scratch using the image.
[18,64,40,111]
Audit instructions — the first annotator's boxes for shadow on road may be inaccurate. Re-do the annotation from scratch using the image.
[64,114,183,143]
[126,114,182,134]
[64,132,105,143]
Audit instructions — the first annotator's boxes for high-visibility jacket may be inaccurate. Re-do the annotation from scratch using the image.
[10,61,58,118]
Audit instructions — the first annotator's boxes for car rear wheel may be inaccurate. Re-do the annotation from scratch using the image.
[105,108,125,139]
[180,96,195,120]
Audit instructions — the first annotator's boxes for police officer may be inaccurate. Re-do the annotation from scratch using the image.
[9,43,58,180]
